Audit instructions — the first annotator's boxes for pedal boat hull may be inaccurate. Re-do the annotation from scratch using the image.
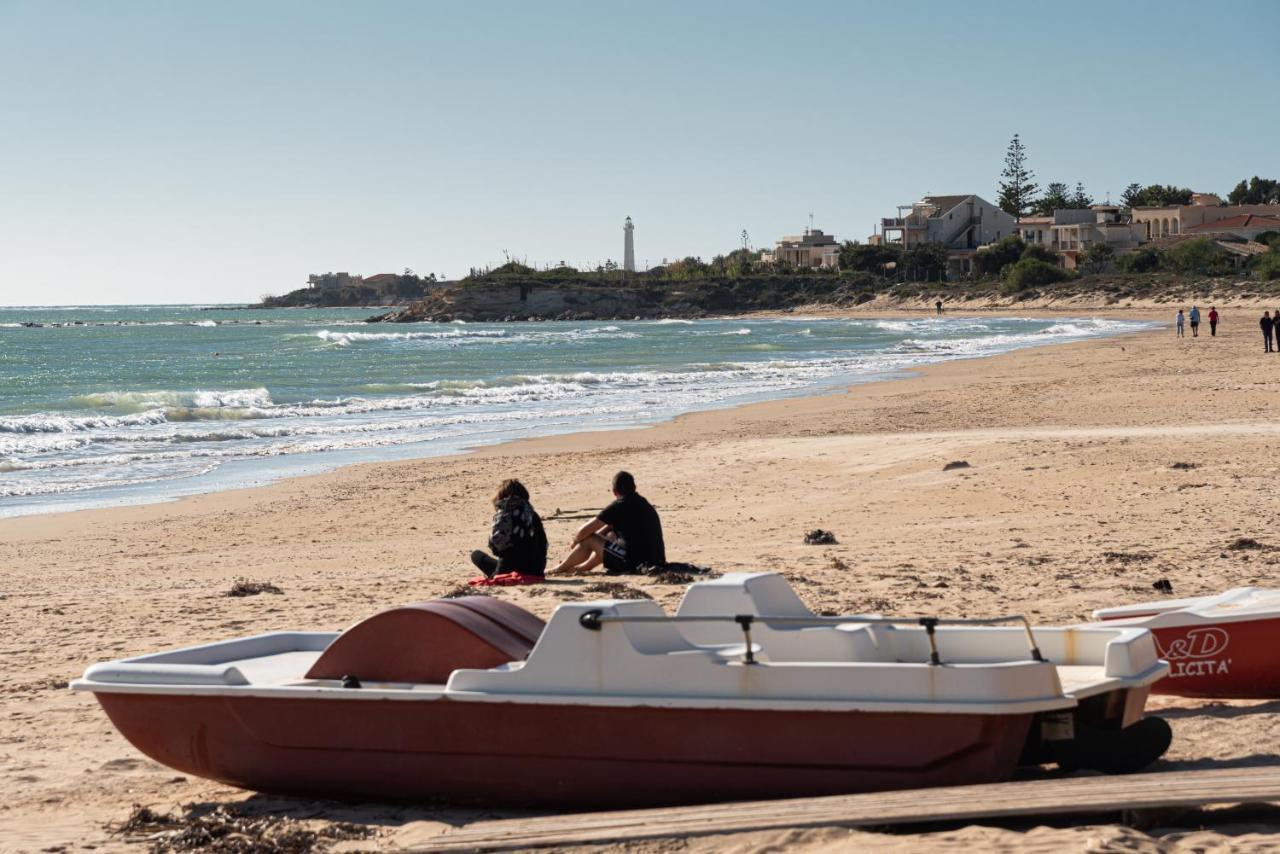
[1094,587,1280,698]
[92,691,1034,807]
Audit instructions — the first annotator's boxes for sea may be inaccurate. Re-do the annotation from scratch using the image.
[0,306,1152,518]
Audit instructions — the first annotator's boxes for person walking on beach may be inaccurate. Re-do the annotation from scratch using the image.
[550,471,665,576]
[1262,312,1274,353]
[1274,309,1280,352]
[1208,307,1219,337]
[470,479,548,579]
[1176,310,1185,338]
[935,300,943,316]
[1189,306,1201,338]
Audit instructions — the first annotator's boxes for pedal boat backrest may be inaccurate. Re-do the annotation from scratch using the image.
[305,596,546,685]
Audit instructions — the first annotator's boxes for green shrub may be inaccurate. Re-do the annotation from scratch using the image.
[1255,249,1280,281]
[1116,247,1161,273]
[1002,258,1071,293]
[1021,243,1059,264]
[1166,238,1232,275]
[974,235,1026,278]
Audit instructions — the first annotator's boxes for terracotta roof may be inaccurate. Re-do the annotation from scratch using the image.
[1017,216,1053,224]
[363,273,400,285]
[1187,214,1280,232]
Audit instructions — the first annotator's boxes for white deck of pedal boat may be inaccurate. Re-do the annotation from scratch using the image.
[1093,586,1280,627]
[73,573,1166,716]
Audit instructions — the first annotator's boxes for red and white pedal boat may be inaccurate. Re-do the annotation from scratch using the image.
[1094,587,1280,698]
[74,573,1171,808]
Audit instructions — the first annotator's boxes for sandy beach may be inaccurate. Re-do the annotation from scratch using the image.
[7,307,1280,852]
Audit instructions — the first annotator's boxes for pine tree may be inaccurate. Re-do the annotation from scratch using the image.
[1070,182,1093,208]
[1033,182,1071,216]
[1120,183,1144,209]
[997,134,1038,217]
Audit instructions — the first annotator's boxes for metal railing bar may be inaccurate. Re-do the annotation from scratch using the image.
[576,611,1046,666]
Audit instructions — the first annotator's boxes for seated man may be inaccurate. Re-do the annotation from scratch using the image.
[550,471,665,575]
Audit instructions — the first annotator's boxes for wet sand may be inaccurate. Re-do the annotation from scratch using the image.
[5,307,1280,851]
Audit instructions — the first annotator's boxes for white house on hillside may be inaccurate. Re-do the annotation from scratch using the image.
[876,194,1015,276]
[759,228,841,268]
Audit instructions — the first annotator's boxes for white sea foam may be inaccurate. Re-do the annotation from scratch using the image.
[315,328,508,345]
[0,410,170,434]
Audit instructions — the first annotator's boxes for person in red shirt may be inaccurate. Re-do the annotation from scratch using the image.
[1208,306,1219,337]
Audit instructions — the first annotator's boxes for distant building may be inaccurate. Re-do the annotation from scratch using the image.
[308,272,363,290]
[1184,213,1280,242]
[879,194,1016,276]
[760,228,840,268]
[1017,206,1145,270]
[1130,194,1280,240]
[623,217,636,273]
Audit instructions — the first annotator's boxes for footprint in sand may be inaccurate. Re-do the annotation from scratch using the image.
[99,757,146,772]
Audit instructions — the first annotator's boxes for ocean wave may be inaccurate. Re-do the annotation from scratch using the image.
[0,410,169,434]
[315,325,639,347]
[315,328,509,346]
[0,465,220,498]
[71,387,273,412]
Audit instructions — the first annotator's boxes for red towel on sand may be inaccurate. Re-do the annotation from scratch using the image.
[467,572,546,587]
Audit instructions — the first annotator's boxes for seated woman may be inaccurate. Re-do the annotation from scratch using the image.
[471,479,548,579]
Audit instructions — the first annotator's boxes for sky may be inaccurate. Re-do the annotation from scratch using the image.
[1,1,1277,306]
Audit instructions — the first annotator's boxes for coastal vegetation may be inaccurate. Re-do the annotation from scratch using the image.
[258,270,436,308]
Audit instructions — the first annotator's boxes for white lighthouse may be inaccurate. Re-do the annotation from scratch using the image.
[623,216,635,273]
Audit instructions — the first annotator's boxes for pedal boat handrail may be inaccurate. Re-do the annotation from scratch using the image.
[577,610,1045,666]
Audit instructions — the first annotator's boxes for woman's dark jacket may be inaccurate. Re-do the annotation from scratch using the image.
[488,496,548,575]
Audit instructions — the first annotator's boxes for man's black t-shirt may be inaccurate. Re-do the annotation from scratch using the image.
[597,492,666,568]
